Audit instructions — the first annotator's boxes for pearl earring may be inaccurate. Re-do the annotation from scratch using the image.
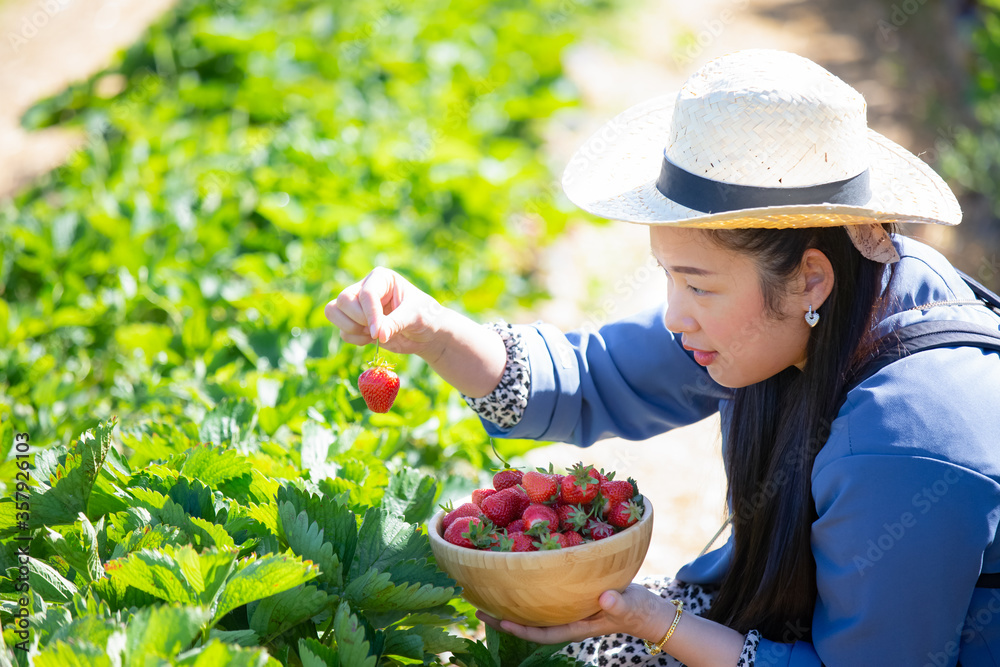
[805,305,820,328]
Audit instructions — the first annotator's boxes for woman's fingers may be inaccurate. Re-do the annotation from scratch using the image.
[474,611,607,645]
[358,267,399,341]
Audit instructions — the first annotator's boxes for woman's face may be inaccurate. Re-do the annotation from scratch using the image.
[649,226,813,388]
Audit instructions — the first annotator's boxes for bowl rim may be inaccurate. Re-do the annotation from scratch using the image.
[427,494,653,560]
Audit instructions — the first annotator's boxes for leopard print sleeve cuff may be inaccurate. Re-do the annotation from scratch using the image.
[461,321,530,430]
[736,630,761,667]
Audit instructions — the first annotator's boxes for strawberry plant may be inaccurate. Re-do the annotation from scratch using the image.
[0,416,475,664]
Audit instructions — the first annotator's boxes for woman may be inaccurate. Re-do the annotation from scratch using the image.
[325,50,1000,666]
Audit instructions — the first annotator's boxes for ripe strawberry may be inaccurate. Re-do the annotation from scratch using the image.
[357,360,400,413]
[560,462,601,505]
[492,469,523,491]
[598,479,637,516]
[522,503,559,536]
[481,487,521,528]
[506,519,526,534]
[557,530,584,548]
[521,471,560,504]
[444,516,481,548]
[471,488,497,507]
[585,518,615,541]
[557,503,590,532]
[510,485,530,515]
[607,499,644,529]
[501,532,537,552]
[442,502,483,532]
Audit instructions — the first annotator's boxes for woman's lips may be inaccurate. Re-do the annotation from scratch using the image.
[683,342,719,367]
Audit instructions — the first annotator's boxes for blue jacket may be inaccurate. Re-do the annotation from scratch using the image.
[479,235,1000,666]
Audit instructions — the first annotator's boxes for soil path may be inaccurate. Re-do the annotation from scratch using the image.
[0,0,176,197]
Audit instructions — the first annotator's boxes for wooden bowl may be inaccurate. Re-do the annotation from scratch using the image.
[428,496,653,627]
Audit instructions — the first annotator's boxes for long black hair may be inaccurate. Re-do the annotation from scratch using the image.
[702,224,897,641]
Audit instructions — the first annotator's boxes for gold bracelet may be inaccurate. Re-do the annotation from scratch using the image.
[643,599,684,656]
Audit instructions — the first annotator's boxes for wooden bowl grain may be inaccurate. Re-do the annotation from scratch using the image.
[428,496,654,627]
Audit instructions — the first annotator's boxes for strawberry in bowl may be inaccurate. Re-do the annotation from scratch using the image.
[427,463,654,627]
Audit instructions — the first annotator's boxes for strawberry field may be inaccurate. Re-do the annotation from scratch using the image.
[0,0,615,663]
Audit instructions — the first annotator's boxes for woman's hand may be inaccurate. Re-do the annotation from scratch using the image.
[325,267,445,358]
[475,584,671,645]
[324,267,508,398]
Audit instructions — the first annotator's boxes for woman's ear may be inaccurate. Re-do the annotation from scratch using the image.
[799,248,835,310]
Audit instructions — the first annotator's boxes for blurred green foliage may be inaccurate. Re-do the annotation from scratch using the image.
[0,0,613,475]
[940,0,1000,218]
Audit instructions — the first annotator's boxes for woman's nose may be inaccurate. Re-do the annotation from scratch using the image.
[664,300,697,334]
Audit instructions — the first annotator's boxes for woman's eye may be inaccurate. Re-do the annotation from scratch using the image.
[688,285,708,296]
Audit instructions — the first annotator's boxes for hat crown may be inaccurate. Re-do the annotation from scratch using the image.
[666,50,869,188]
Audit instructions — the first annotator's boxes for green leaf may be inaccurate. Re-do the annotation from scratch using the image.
[344,565,455,614]
[207,628,260,647]
[300,419,337,480]
[189,516,237,550]
[276,486,356,573]
[123,604,213,666]
[298,637,338,667]
[44,516,103,584]
[333,601,377,667]
[381,628,425,661]
[29,418,116,528]
[484,626,573,667]
[174,639,271,667]
[214,552,319,621]
[277,503,342,588]
[26,557,79,603]
[103,545,236,608]
[403,625,469,655]
[455,638,498,667]
[46,614,119,649]
[199,399,258,451]
[34,639,113,667]
[348,508,427,582]
[382,468,439,524]
[178,444,254,488]
[248,584,329,639]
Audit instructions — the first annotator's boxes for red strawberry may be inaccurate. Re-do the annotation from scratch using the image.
[506,519,526,534]
[444,516,481,548]
[607,499,644,529]
[510,485,530,515]
[505,532,537,552]
[585,518,615,541]
[598,479,637,515]
[493,469,523,491]
[522,503,559,535]
[521,471,560,504]
[557,530,584,548]
[471,488,497,507]
[442,502,483,532]
[357,360,400,413]
[481,487,521,528]
[557,503,590,532]
[560,462,601,505]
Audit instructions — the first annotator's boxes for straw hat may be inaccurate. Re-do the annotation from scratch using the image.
[561,49,962,263]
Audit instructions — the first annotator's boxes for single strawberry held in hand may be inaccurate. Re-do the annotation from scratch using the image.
[358,357,400,413]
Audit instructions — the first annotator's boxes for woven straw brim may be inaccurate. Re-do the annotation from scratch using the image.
[561,94,962,228]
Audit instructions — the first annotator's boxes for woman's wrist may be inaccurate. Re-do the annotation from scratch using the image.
[419,308,507,398]
[639,593,679,645]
